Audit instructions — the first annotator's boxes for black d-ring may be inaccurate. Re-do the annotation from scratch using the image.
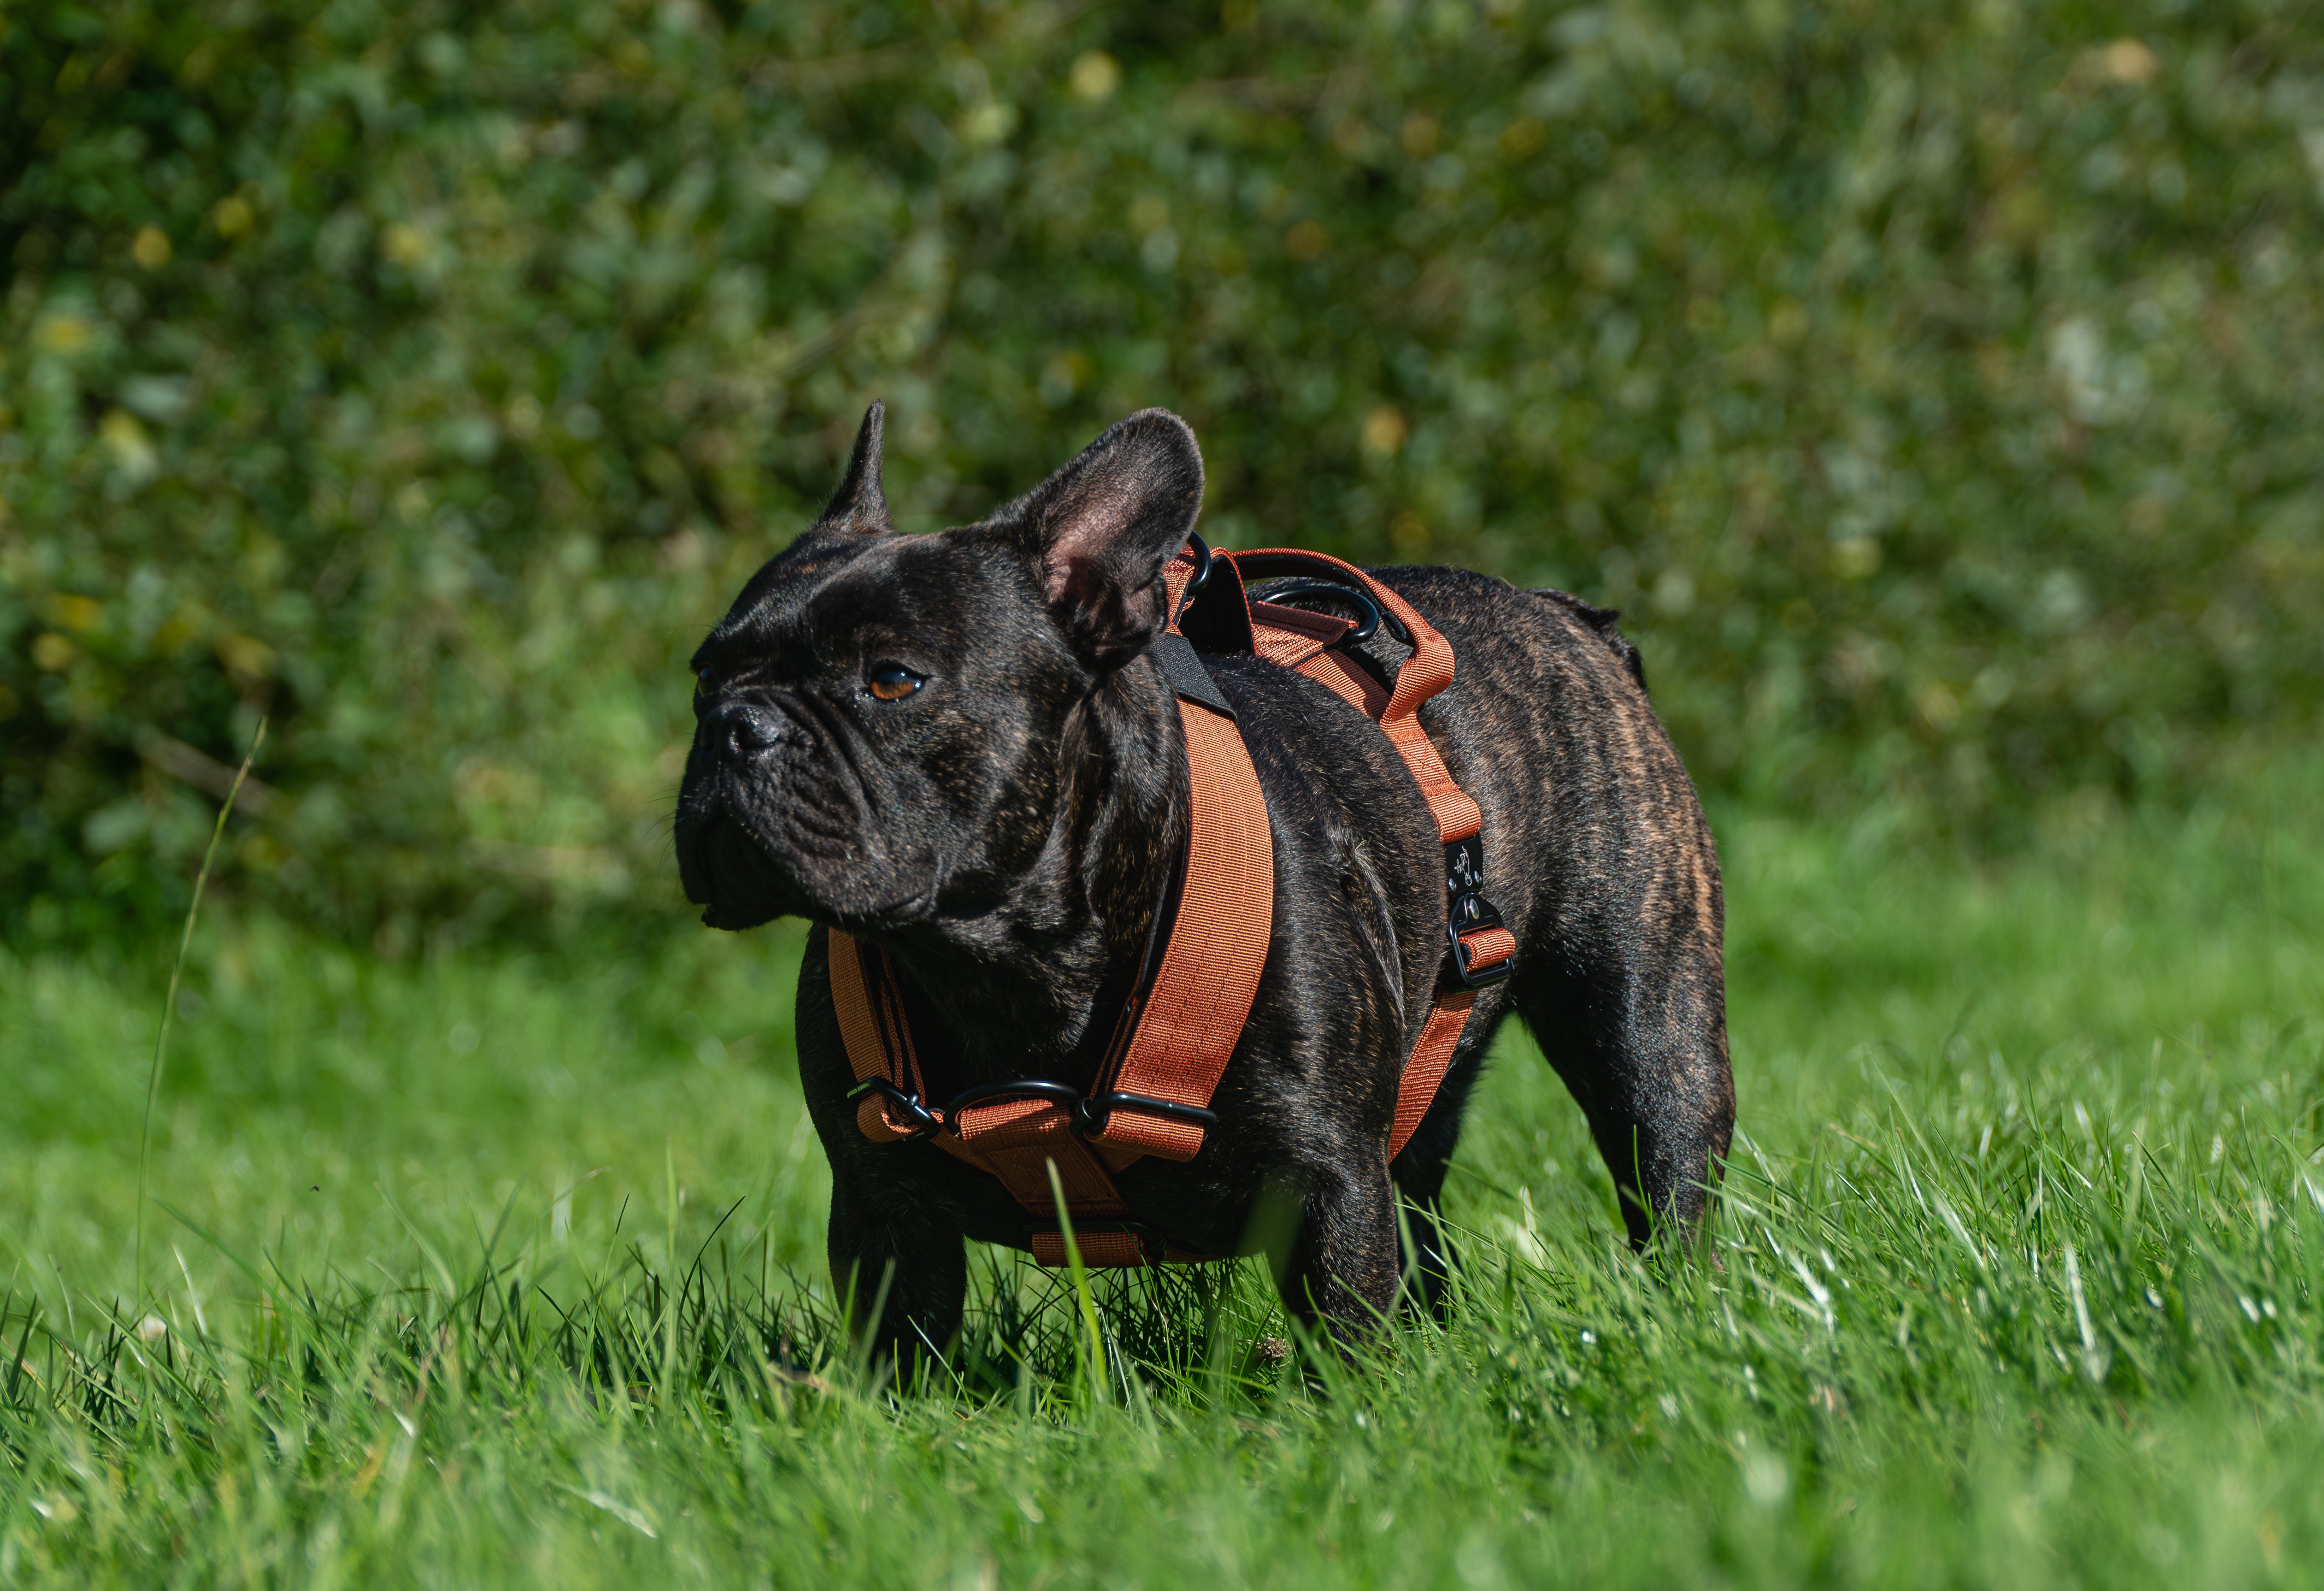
[940,1079,1086,1125]
[1257,581,1382,644]
[1228,552,1414,646]
[1169,533,1215,629]
[1079,1092,1219,1135]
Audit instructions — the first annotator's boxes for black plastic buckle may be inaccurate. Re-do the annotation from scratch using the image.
[846,1077,944,1140]
[1446,834,1485,898]
[1445,891,1514,988]
[1079,1092,1219,1135]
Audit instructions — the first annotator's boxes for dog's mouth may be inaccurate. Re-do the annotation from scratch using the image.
[679,799,939,934]
[683,809,799,931]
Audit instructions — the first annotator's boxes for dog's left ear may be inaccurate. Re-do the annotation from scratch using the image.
[817,402,891,535]
[999,408,1206,670]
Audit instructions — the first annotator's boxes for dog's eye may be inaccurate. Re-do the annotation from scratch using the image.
[867,664,925,702]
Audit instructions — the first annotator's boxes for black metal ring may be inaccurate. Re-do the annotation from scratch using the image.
[1229,553,1414,645]
[1257,582,1382,644]
[940,1079,1087,1126]
[1079,1091,1220,1135]
[1169,533,1215,630]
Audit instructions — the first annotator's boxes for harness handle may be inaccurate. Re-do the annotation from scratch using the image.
[1226,551,1414,646]
[1251,581,1382,645]
[1227,547,1481,847]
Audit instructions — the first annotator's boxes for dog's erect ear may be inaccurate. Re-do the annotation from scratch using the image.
[999,408,1205,670]
[819,403,890,534]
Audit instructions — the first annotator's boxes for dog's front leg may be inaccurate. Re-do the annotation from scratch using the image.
[1264,1156,1400,1345]
[827,1175,965,1377]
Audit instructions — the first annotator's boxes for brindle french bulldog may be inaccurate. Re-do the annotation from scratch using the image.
[674,404,1732,1359]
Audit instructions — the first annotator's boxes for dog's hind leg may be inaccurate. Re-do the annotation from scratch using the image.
[1512,929,1732,1253]
[1505,652,1735,1253]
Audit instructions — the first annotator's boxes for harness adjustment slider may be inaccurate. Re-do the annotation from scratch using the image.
[1443,835,1514,988]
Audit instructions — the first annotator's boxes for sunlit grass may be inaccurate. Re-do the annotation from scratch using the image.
[3,755,2320,1586]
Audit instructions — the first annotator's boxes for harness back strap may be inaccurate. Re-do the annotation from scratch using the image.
[1232,549,1483,846]
[1226,550,1514,1159]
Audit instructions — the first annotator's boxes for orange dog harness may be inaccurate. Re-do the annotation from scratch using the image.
[826,539,1515,1266]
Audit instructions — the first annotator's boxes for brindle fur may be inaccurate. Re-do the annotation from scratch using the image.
[674,405,1732,1362]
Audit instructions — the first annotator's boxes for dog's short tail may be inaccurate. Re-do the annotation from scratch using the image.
[1531,587,1647,692]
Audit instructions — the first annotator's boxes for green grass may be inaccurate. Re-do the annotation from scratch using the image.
[4,753,2322,1588]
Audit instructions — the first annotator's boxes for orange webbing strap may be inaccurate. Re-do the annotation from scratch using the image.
[1085,618,1275,1162]
[1390,997,1472,1160]
[1261,613,1385,719]
[946,1100,1219,1265]
[1233,549,1482,846]
[939,1098,1149,1266]
[1385,912,1514,1160]
[828,932,931,1143]
[1234,550,1516,1163]
[1246,600,1349,669]
[827,932,1160,1264]
[1270,614,1513,1001]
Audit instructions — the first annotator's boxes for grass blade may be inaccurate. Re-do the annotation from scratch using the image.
[134,718,266,1299]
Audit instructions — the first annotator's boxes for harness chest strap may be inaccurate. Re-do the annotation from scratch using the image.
[825,541,1511,1266]
[831,936,1152,1266]
[825,647,1268,1266]
[1079,695,1272,1162]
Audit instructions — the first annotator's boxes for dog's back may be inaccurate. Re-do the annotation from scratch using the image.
[1412,568,1729,1252]
[1248,564,1732,1269]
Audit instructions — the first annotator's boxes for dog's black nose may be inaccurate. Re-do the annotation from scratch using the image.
[706,698,786,761]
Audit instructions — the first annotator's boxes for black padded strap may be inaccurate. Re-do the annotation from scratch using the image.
[1152,633,1234,720]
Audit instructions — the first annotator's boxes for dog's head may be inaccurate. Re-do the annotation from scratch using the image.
[674,404,1205,932]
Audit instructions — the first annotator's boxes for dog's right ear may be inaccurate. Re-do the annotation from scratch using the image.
[995,408,1206,671]
[818,402,890,534]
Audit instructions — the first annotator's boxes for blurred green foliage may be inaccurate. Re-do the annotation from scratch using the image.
[4,0,2321,941]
